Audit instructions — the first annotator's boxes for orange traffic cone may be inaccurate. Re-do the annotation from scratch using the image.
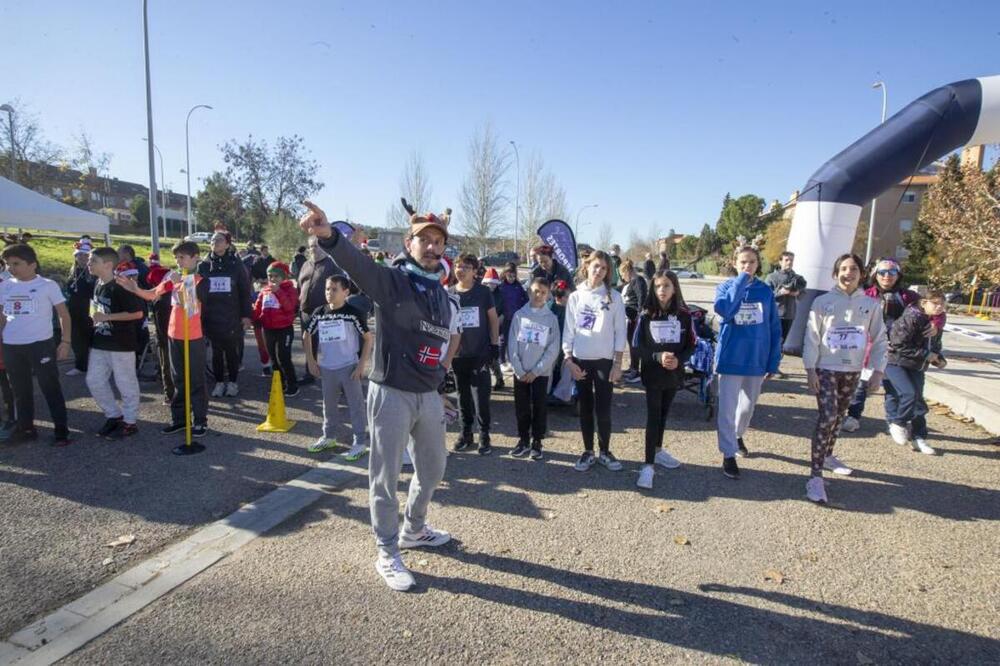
[257,370,296,433]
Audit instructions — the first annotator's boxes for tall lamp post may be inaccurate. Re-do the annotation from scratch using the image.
[142,138,167,238]
[575,203,598,241]
[864,80,888,266]
[142,0,160,254]
[185,104,212,237]
[1,104,14,182]
[509,140,520,264]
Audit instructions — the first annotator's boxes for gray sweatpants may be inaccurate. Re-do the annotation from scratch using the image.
[716,373,765,458]
[86,349,141,423]
[320,364,366,444]
[367,383,447,558]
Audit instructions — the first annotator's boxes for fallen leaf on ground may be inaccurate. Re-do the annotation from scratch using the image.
[105,534,136,548]
[403,630,413,638]
[856,651,874,665]
[673,535,690,546]
[668,597,685,606]
[577,492,588,498]
[764,569,785,584]
[417,559,428,567]
[101,557,114,566]
[573,548,582,555]
[654,504,674,514]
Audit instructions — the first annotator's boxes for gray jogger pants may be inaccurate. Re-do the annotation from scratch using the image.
[320,364,366,443]
[367,383,447,558]
[86,348,141,423]
[716,373,765,458]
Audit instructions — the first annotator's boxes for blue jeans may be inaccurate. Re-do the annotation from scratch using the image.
[847,381,867,419]
[883,364,928,438]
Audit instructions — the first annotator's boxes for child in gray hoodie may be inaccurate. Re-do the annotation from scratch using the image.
[507,277,561,459]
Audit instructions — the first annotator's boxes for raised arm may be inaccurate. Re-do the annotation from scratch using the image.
[714,272,752,321]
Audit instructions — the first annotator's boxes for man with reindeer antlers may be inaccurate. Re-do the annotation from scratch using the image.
[299,197,461,592]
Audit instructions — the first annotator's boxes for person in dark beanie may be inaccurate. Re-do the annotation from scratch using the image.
[65,239,95,376]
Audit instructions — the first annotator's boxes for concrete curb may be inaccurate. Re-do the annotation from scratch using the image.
[923,374,1000,436]
[0,460,367,666]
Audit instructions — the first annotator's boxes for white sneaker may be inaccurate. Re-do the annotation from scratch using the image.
[402,446,413,467]
[399,524,451,549]
[840,416,860,433]
[654,449,681,469]
[224,382,239,397]
[823,454,853,476]
[636,464,654,489]
[888,423,910,445]
[375,554,415,592]
[914,438,937,455]
[65,368,83,376]
[806,477,828,504]
[210,383,226,398]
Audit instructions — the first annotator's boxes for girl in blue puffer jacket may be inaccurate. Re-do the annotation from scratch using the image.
[713,245,782,480]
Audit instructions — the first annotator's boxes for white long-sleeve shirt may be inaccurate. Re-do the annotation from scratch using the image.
[562,283,628,361]
[804,286,887,373]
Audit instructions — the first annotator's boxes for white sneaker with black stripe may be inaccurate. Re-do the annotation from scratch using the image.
[398,524,451,549]
[375,554,415,591]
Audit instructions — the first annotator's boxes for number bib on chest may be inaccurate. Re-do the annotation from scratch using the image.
[209,276,231,293]
[318,319,347,343]
[575,304,598,331]
[517,321,550,346]
[825,325,865,351]
[735,302,763,326]
[650,318,681,344]
[458,306,479,329]
[262,293,279,309]
[3,296,35,316]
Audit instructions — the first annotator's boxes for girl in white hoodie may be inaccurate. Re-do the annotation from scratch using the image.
[563,251,628,473]
[803,253,887,504]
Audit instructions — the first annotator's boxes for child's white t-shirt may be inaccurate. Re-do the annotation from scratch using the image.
[0,275,66,344]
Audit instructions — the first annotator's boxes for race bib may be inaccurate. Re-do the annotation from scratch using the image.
[825,325,866,351]
[3,296,35,316]
[650,318,681,344]
[576,304,598,331]
[517,321,550,346]
[209,276,231,293]
[318,319,346,343]
[262,293,279,309]
[458,306,480,329]
[735,302,763,326]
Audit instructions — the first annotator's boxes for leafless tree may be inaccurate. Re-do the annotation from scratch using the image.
[520,152,570,243]
[458,122,511,246]
[387,151,434,228]
[595,222,615,252]
[0,99,64,190]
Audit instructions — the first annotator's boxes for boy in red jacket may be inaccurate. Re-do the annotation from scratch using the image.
[253,262,300,396]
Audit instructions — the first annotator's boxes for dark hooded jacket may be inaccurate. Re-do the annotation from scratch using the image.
[197,249,252,336]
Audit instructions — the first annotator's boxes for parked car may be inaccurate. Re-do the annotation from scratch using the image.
[674,270,704,279]
[443,245,459,259]
[481,251,520,266]
[365,238,381,252]
[185,232,213,243]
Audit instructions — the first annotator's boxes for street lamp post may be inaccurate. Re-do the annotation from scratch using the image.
[185,104,212,237]
[142,0,160,254]
[1,104,14,182]
[509,140,520,264]
[575,203,598,241]
[864,81,888,266]
[142,138,167,238]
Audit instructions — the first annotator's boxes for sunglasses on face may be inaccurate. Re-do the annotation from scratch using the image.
[876,268,900,277]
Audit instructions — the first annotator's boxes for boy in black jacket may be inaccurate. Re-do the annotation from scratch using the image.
[885,291,947,455]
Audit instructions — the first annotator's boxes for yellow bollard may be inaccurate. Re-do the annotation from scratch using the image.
[976,291,990,320]
[173,270,205,455]
[257,370,296,432]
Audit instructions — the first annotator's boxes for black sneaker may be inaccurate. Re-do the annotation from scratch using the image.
[736,437,749,458]
[191,424,207,438]
[49,433,72,447]
[478,435,492,456]
[511,441,531,458]
[8,428,39,444]
[454,432,474,452]
[530,443,544,461]
[98,417,123,437]
[299,374,315,386]
[723,456,741,479]
[114,423,139,439]
[261,365,272,377]
[161,422,186,435]
[574,451,596,472]
[284,387,300,398]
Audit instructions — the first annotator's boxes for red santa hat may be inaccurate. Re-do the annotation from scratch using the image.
[481,267,501,286]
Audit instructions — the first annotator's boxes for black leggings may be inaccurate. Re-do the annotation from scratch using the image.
[3,339,68,437]
[264,327,297,391]
[0,368,15,423]
[644,387,677,463]
[453,357,492,434]
[208,330,241,383]
[575,357,613,452]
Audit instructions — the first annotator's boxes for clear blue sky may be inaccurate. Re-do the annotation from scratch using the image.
[4,0,999,246]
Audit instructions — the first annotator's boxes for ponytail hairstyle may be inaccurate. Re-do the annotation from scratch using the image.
[643,270,686,318]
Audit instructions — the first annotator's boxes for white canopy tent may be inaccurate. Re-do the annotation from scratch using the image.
[0,175,110,235]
